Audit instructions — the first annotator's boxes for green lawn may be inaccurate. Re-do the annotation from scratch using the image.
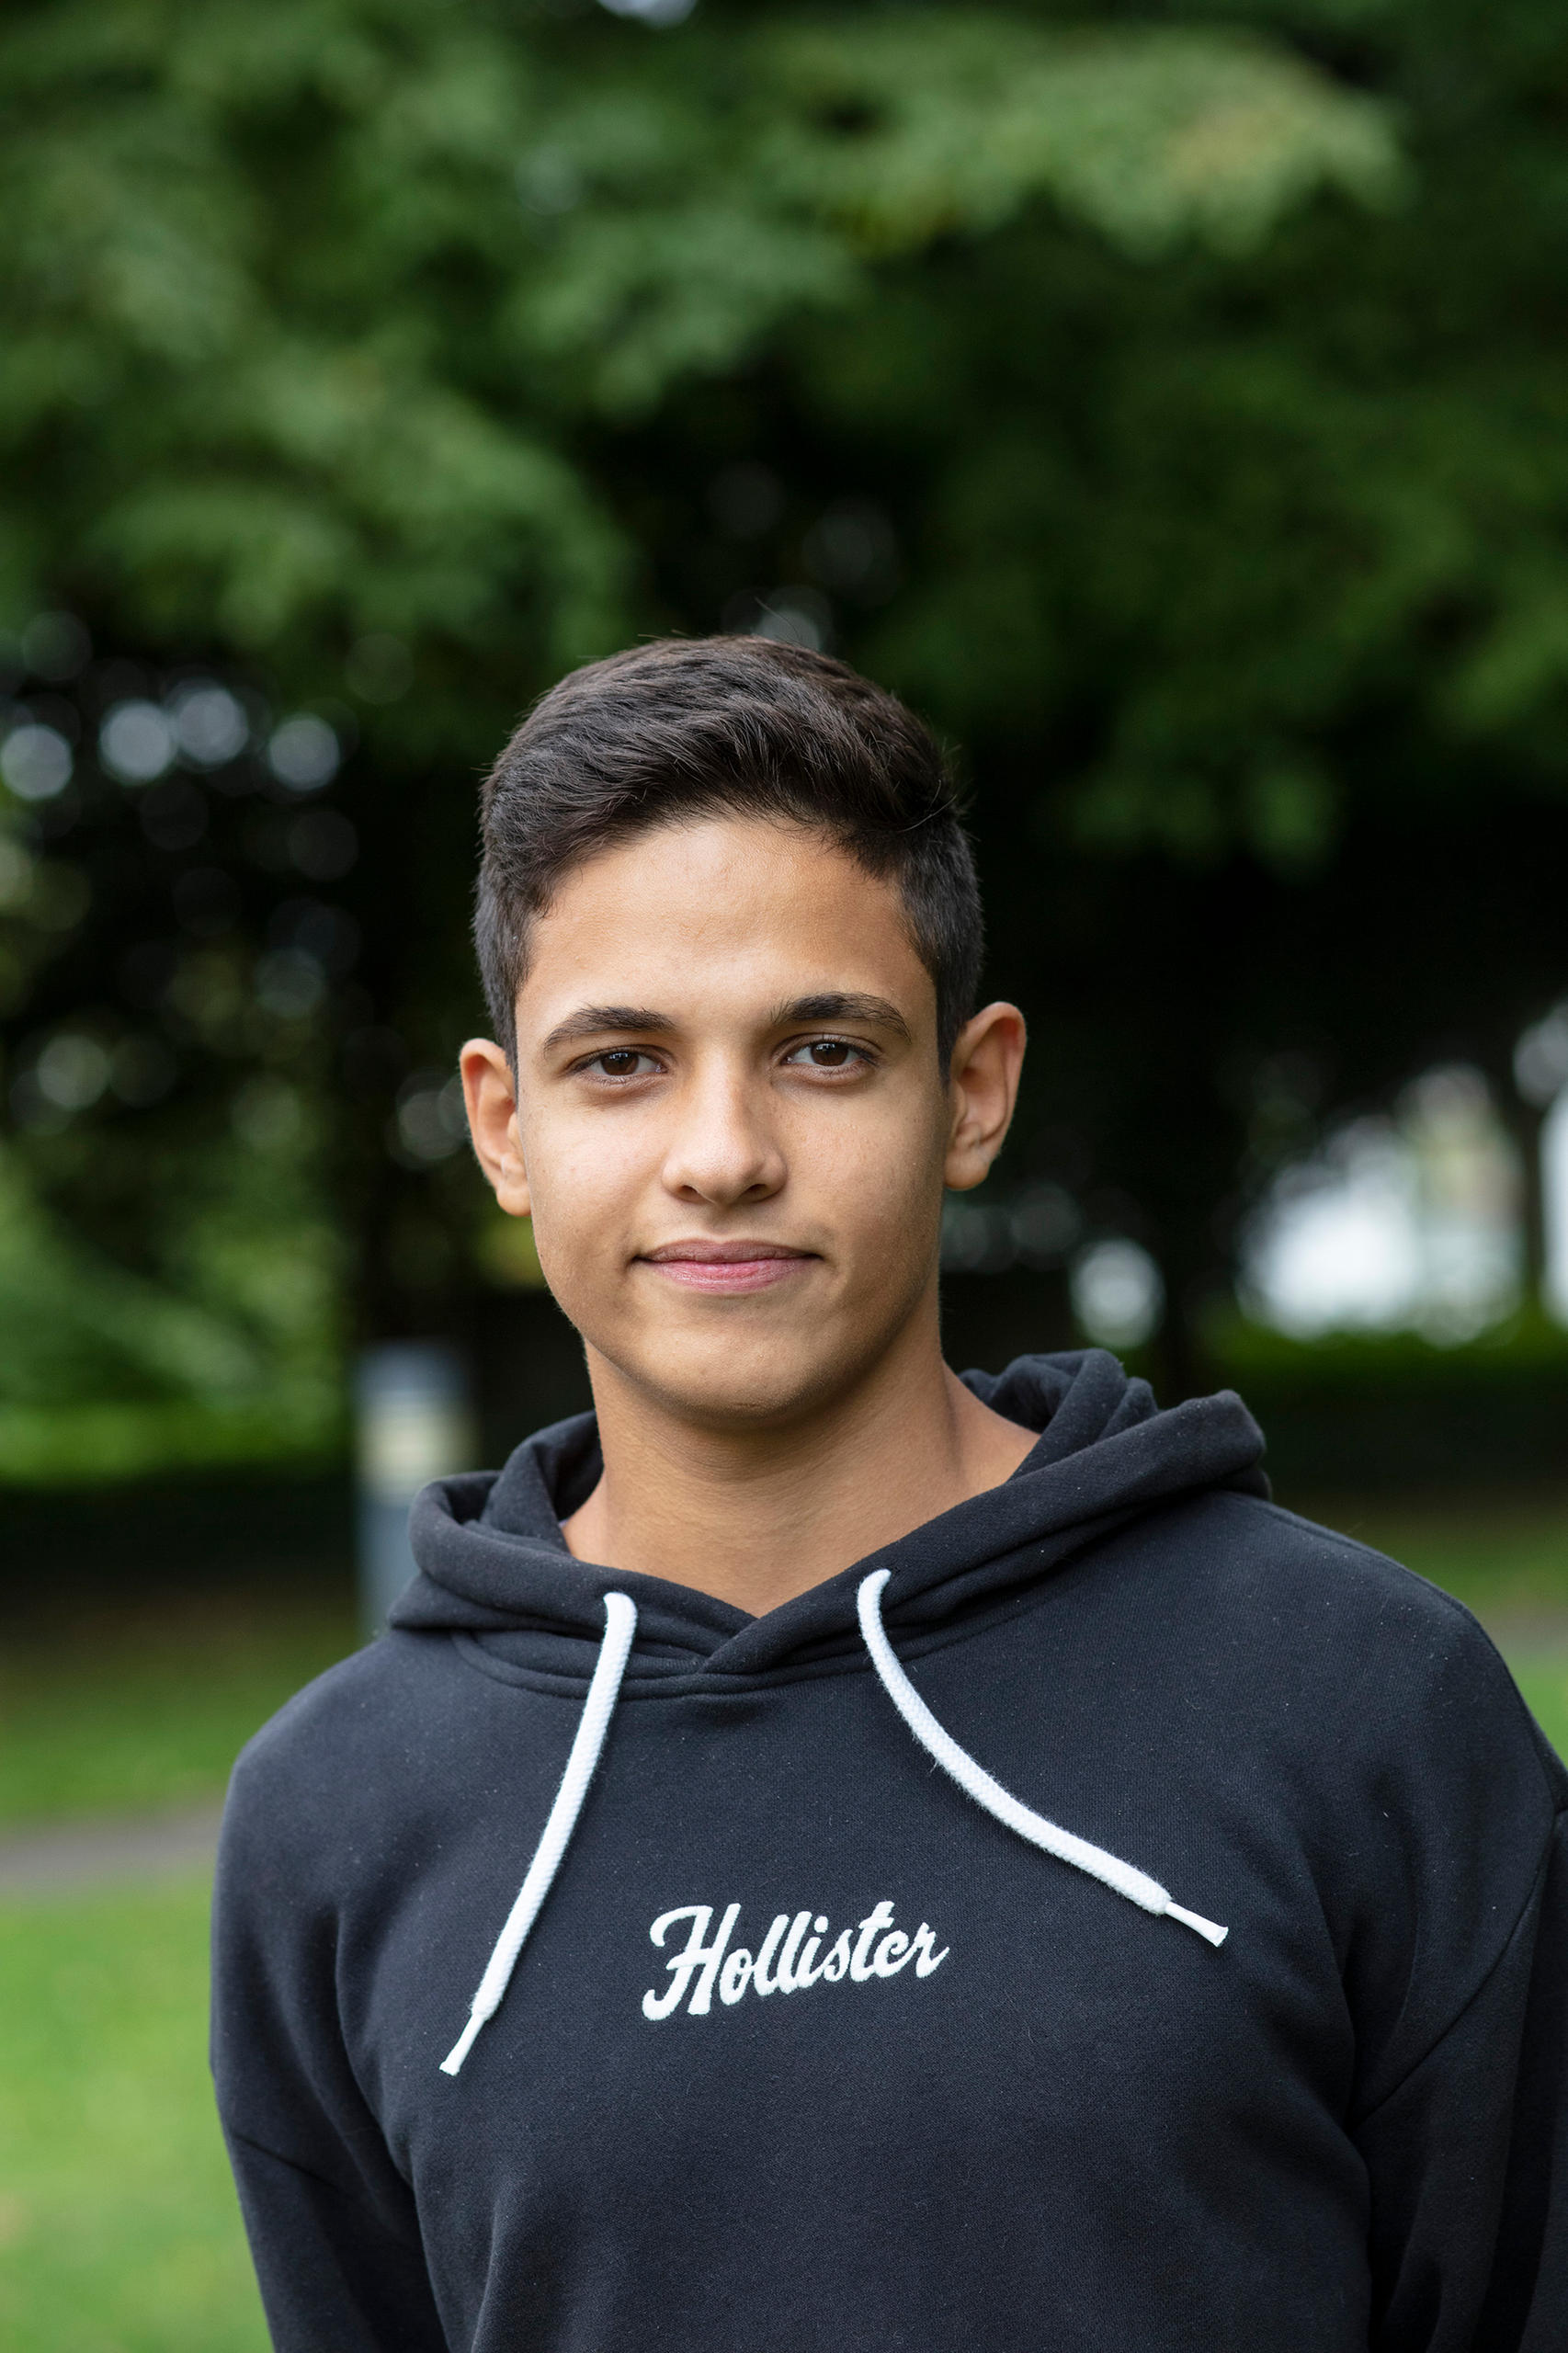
[0,1499,1564,2348]
[0,1586,351,2345]
[0,1875,267,2353]
[1510,1652,1568,1755]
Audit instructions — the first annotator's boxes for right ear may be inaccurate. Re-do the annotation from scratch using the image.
[460,1039,532,1218]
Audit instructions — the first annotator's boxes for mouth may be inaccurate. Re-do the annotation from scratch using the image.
[637,1239,819,1296]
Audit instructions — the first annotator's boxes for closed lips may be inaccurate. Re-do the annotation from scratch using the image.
[638,1242,816,1292]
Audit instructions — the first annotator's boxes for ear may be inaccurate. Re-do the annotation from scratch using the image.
[460,1039,532,1218]
[944,1002,1027,1192]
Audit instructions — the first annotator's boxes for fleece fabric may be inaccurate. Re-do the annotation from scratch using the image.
[211,1350,1568,2353]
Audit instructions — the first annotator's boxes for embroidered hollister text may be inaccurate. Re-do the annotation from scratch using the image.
[642,1899,948,2021]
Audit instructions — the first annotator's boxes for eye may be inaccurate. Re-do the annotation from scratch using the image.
[583,1049,662,1080]
[782,1037,869,1072]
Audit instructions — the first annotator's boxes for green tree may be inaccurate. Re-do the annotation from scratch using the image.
[4,0,1566,1462]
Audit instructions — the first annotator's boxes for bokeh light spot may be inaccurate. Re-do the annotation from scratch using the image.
[597,0,697,24]
[100,701,176,784]
[1,722,74,801]
[168,682,249,767]
[395,1072,469,1163]
[35,1032,111,1111]
[1070,1238,1165,1349]
[255,946,326,1019]
[267,715,340,792]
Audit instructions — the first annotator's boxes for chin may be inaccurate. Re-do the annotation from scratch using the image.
[622,1334,858,1432]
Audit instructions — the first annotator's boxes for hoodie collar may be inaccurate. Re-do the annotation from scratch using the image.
[392,1352,1266,1682]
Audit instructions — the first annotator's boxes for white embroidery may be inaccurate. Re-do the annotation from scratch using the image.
[642,1899,948,2020]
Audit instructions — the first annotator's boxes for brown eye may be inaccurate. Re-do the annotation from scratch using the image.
[588,1050,656,1079]
[783,1038,866,1071]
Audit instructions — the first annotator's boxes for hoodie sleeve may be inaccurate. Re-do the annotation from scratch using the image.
[211,1730,449,2353]
[1353,1722,1568,2352]
[221,2128,449,2353]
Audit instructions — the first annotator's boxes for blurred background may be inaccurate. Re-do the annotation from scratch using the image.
[2,0,1567,2341]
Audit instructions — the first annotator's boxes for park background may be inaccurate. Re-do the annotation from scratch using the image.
[3,0,1568,2342]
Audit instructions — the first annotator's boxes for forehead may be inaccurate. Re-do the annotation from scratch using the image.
[516,816,933,1030]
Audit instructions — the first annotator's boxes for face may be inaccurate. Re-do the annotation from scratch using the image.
[463,817,1024,1432]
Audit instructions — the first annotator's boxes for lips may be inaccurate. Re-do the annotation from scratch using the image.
[638,1240,817,1296]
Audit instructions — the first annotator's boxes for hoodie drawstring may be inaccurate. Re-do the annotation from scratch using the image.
[441,1565,1225,2078]
[440,1590,638,2076]
[856,1569,1227,1948]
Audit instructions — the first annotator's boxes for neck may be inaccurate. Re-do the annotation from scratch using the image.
[561,1294,1036,1615]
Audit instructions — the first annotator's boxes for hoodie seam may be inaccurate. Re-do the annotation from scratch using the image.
[222,2122,425,2242]
[1349,1810,1564,2128]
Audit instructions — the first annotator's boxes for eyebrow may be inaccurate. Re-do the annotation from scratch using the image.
[770,993,912,1040]
[540,1005,676,1056]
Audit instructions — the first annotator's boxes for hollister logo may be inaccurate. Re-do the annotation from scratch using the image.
[642,1899,949,2021]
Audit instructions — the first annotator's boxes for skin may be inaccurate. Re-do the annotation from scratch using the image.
[461,815,1032,1616]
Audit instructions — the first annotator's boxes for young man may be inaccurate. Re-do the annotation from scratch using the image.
[213,638,1567,2351]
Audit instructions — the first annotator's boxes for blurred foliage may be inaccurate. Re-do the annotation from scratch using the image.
[0,1585,352,1823]
[3,0,1568,1464]
[0,1068,342,1477]
[1211,1305,1568,1392]
[0,3,1397,695]
[1206,1306,1568,1491]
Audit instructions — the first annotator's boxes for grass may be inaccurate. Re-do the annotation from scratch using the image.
[0,1586,356,1828]
[0,1874,267,2353]
[0,1580,351,2345]
[0,1497,1564,2347]
[1507,1654,1568,1755]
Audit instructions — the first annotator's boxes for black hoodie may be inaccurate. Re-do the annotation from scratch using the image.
[212,1352,1568,2351]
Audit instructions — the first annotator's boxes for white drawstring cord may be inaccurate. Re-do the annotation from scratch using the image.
[857,1569,1227,1949]
[441,1590,638,2075]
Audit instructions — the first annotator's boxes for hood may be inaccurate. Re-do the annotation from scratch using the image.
[393,1348,1267,1685]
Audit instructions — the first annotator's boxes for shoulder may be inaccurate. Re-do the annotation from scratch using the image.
[1167,1486,1551,1711]
[1190,1493,1567,2098]
[1187,1484,1473,1617]
[220,1630,471,1886]
[1075,1484,1565,1835]
[231,1629,429,1779]
[1153,1486,1565,1865]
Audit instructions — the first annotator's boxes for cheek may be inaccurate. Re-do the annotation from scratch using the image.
[516,1112,645,1262]
[795,1097,946,1243]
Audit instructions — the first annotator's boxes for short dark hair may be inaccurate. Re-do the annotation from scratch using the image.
[475,636,983,1064]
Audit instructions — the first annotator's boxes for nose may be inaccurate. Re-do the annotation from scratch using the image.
[660,1056,786,1209]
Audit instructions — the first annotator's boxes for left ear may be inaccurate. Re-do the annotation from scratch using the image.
[944,1002,1027,1191]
